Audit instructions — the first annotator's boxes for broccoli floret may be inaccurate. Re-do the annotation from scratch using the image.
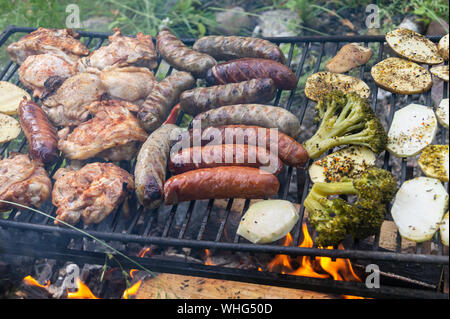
[304,167,397,247]
[303,91,388,159]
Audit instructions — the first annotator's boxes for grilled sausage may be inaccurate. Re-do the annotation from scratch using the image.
[18,98,59,164]
[137,71,195,132]
[178,125,308,167]
[179,78,276,116]
[164,166,279,205]
[168,144,283,175]
[193,36,285,63]
[205,58,297,90]
[134,124,184,209]
[191,104,301,139]
[156,29,217,78]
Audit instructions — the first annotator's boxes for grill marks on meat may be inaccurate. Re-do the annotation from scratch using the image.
[57,100,148,161]
[7,27,89,65]
[77,28,157,72]
[0,153,52,212]
[52,162,134,225]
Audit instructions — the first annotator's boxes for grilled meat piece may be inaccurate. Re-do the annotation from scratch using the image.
[0,153,52,212]
[77,28,158,72]
[18,53,75,98]
[7,27,89,65]
[42,72,105,127]
[57,100,148,161]
[100,66,156,106]
[52,162,134,225]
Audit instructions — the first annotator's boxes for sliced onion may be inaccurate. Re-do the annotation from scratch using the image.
[391,177,448,242]
[237,200,299,244]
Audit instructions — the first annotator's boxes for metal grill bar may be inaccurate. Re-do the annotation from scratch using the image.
[0,25,448,298]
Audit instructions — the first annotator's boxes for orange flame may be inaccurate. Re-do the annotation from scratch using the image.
[123,280,142,299]
[265,223,362,298]
[67,278,99,299]
[122,269,143,299]
[138,247,152,258]
[204,249,214,266]
[23,275,50,288]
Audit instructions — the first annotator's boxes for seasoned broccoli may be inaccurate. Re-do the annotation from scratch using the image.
[304,167,397,247]
[303,91,388,159]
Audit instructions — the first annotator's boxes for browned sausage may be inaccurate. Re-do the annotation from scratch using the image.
[179,78,276,116]
[193,36,285,63]
[156,29,217,78]
[134,124,184,209]
[164,166,279,205]
[168,144,283,175]
[205,58,297,90]
[137,71,195,132]
[178,125,308,167]
[191,104,301,139]
[18,98,59,164]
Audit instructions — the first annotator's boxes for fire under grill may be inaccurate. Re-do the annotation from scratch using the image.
[0,25,448,299]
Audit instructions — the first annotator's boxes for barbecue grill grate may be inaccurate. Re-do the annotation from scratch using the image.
[0,25,448,299]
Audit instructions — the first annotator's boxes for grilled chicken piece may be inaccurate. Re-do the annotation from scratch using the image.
[42,72,105,127]
[57,100,148,161]
[100,66,156,106]
[7,28,89,65]
[18,53,75,98]
[0,153,52,212]
[77,28,158,72]
[52,162,134,225]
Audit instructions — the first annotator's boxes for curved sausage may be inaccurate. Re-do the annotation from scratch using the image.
[178,125,308,167]
[179,78,276,116]
[156,29,217,78]
[134,124,184,209]
[205,58,297,90]
[137,71,195,132]
[164,166,279,205]
[18,98,59,164]
[168,144,283,175]
[191,104,301,139]
[193,36,285,63]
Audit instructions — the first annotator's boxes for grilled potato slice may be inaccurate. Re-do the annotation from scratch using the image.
[0,113,21,144]
[430,65,449,82]
[0,81,31,115]
[386,28,443,65]
[371,57,432,94]
[386,103,437,158]
[436,98,449,129]
[304,71,370,101]
[308,146,376,183]
[438,34,449,61]
[325,43,372,73]
[418,144,449,182]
